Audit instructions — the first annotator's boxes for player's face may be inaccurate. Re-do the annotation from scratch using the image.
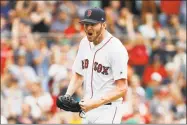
[84,23,103,42]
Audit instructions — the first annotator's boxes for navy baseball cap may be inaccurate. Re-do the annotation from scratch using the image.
[80,8,106,24]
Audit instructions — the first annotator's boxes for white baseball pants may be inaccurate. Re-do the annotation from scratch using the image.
[81,102,123,124]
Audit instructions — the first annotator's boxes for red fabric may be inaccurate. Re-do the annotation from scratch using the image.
[50,95,58,114]
[64,26,76,36]
[0,43,12,75]
[128,45,149,66]
[161,0,181,15]
[143,65,168,85]
[143,113,151,124]
[122,114,134,121]
[122,113,147,123]
[64,25,84,38]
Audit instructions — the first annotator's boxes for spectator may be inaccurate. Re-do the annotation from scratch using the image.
[7,50,38,90]
[0,38,13,75]
[1,15,10,36]
[0,1,11,18]
[141,1,157,22]
[149,85,174,123]
[104,7,116,34]
[180,1,186,25]
[128,33,149,78]
[50,8,70,32]
[143,54,168,86]
[164,62,176,84]
[109,1,121,21]
[17,104,34,124]
[160,1,181,15]
[30,1,52,32]
[139,12,156,39]
[173,42,186,74]
[24,82,53,120]
[58,1,77,17]
[2,77,23,118]
[14,1,34,21]
[150,38,174,65]
[64,15,84,38]
[115,8,135,38]
[154,22,166,40]
[32,38,50,77]
[145,72,162,100]
[48,53,68,96]
[13,32,34,66]
[75,0,91,18]
[168,15,181,42]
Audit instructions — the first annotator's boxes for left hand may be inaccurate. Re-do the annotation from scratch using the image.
[79,98,98,112]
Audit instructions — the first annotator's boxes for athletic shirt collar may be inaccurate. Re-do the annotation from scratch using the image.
[89,30,112,50]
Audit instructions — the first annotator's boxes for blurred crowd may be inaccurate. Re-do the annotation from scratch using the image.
[1,0,186,124]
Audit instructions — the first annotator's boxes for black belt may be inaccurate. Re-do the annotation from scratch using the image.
[105,102,112,105]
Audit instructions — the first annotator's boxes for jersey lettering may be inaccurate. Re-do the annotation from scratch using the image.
[94,61,109,75]
[97,64,102,73]
[102,66,110,75]
[82,60,84,69]
[94,62,98,71]
[82,59,89,69]
[82,60,110,75]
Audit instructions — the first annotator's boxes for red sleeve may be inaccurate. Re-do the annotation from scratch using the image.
[143,66,152,85]
[161,0,181,15]
[159,65,168,79]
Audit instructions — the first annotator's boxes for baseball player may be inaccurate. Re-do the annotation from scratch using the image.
[65,8,129,124]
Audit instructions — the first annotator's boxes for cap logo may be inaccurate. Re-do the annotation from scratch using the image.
[87,10,92,17]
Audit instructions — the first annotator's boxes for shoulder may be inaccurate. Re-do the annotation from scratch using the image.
[109,36,128,54]
[110,37,123,47]
[80,36,88,46]
[105,31,124,49]
[78,36,89,48]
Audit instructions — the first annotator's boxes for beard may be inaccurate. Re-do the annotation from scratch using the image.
[87,29,102,43]
[85,24,103,43]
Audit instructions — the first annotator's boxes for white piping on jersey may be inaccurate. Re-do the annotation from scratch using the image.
[112,106,117,123]
[90,37,113,99]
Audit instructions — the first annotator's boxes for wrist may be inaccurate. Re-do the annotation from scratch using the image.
[65,93,72,96]
[65,94,71,97]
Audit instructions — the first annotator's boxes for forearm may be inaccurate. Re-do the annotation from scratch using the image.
[94,79,128,108]
[65,73,83,96]
[96,88,127,107]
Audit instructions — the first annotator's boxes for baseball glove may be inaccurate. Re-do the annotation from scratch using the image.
[56,94,82,112]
